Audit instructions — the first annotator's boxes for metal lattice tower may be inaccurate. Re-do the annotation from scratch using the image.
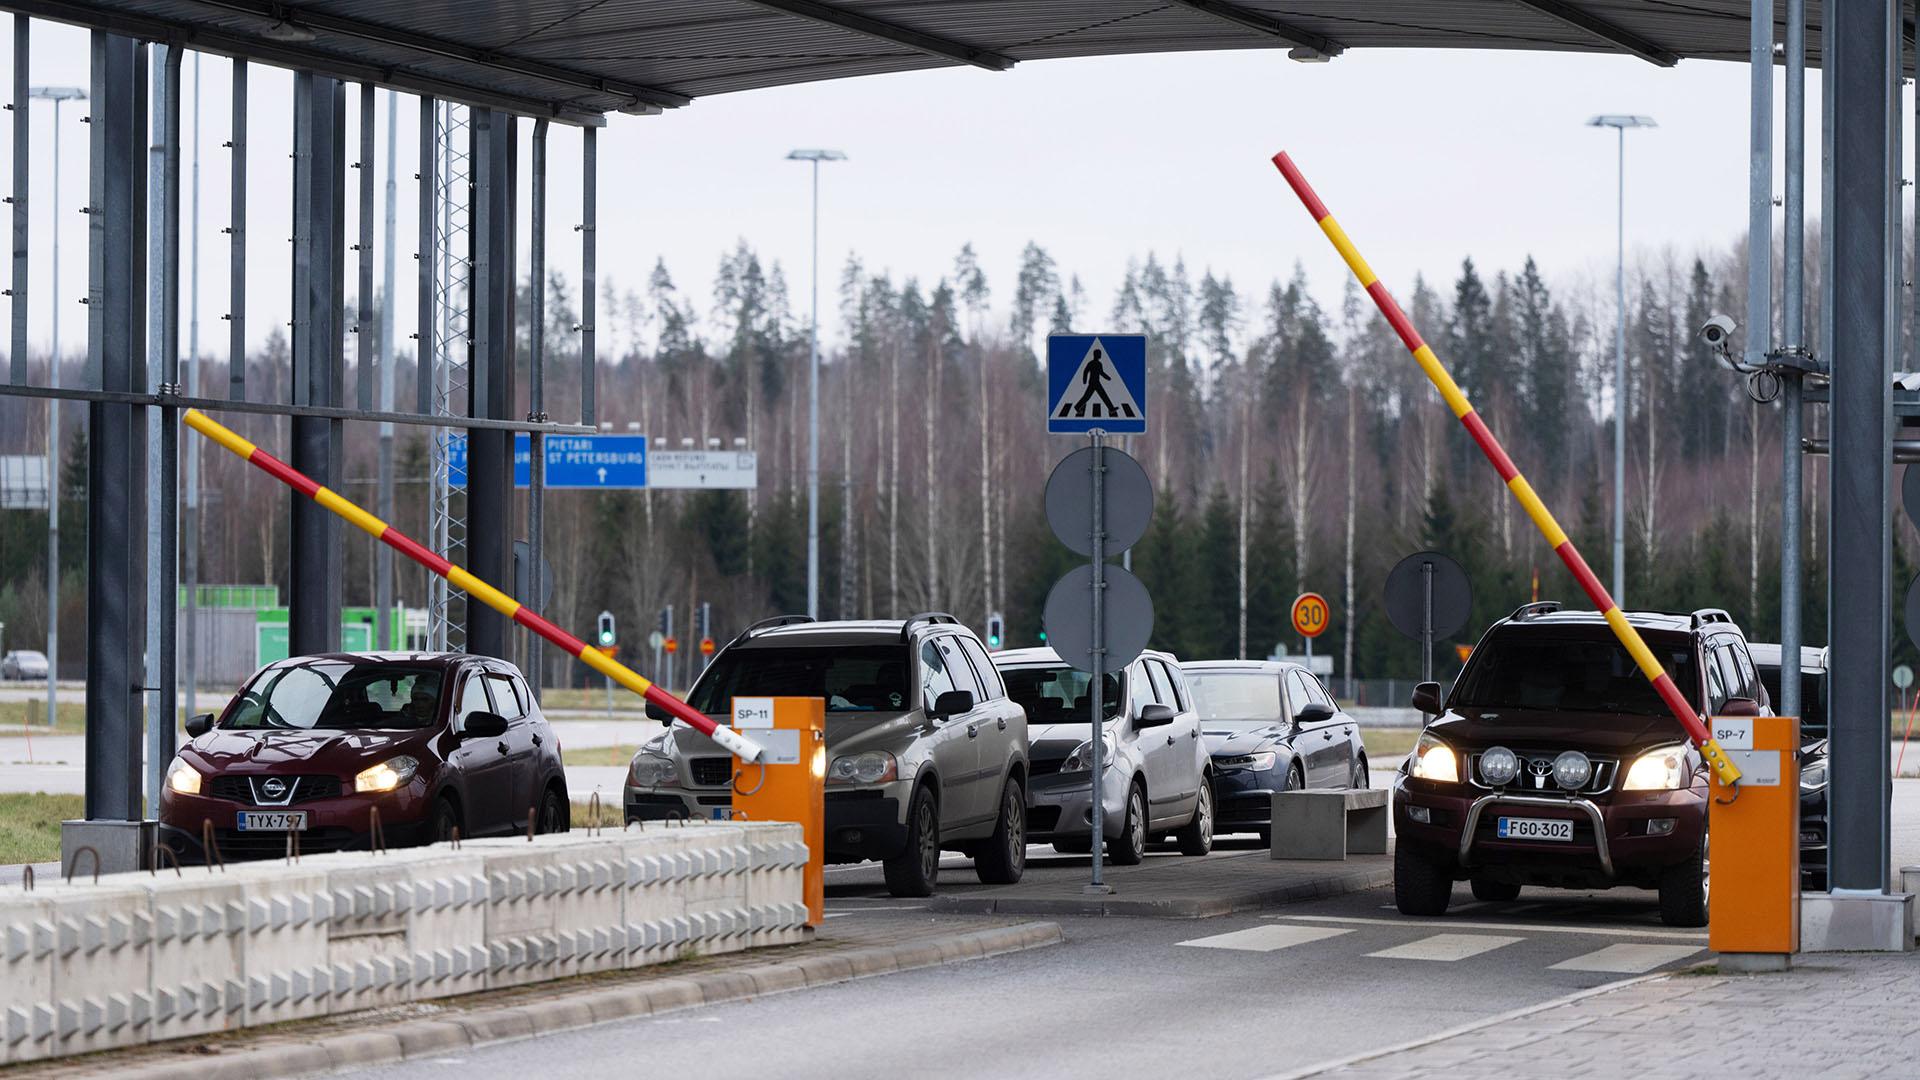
[427,100,471,652]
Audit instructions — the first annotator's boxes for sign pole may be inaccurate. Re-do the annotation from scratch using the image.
[1087,429,1110,894]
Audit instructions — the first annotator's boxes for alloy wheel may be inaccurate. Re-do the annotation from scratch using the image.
[1004,790,1025,874]
[917,799,940,881]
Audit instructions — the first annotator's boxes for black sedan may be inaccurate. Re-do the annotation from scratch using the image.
[1749,642,1830,891]
[1181,660,1367,838]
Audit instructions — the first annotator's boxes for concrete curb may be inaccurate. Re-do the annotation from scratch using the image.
[927,864,1394,919]
[99,921,1064,1080]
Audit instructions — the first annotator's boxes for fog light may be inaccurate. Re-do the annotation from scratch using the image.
[1408,805,1432,824]
[1647,818,1676,836]
[1552,751,1593,791]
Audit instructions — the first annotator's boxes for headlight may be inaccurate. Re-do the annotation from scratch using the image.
[1216,750,1278,772]
[1553,751,1592,791]
[827,751,897,786]
[627,754,679,789]
[354,755,420,794]
[1063,737,1115,774]
[165,758,202,795]
[1478,745,1520,786]
[1621,744,1689,791]
[1409,731,1459,784]
[1799,759,1827,792]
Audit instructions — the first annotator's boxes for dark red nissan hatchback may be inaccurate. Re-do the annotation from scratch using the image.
[158,652,568,860]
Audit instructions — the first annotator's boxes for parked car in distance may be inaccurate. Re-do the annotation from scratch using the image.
[1181,660,1367,838]
[1748,642,1829,892]
[1394,603,1761,927]
[158,652,567,860]
[996,646,1213,864]
[625,614,1029,897]
[0,649,48,681]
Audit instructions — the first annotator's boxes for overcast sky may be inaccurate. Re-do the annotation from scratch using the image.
[2,20,1874,374]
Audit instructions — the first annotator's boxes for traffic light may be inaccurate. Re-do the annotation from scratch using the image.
[596,610,617,647]
[1037,628,1047,644]
[986,611,1005,651]
[657,605,672,636]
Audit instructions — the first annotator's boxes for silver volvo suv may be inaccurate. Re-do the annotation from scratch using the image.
[624,614,1029,897]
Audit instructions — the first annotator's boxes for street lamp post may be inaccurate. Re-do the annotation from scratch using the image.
[31,85,85,728]
[786,148,845,620]
[1588,114,1656,608]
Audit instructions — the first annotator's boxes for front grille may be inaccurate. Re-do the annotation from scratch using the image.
[1468,752,1617,795]
[1030,757,1068,778]
[689,758,733,787]
[211,826,357,859]
[206,775,344,805]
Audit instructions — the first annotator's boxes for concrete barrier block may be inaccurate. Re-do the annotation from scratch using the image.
[35,883,153,1059]
[222,863,331,1026]
[0,895,57,1065]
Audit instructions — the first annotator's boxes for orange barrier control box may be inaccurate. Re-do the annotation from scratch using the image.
[731,696,826,927]
[1708,714,1799,956]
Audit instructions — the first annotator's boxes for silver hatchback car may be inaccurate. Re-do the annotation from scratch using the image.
[624,614,1029,897]
[994,647,1213,863]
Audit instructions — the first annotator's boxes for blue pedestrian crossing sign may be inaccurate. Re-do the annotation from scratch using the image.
[1047,334,1146,435]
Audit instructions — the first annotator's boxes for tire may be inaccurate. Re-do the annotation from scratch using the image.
[1394,841,1454,916]
[1351,755,1370,789]
[1470,877,1521,902]
[974,778,1027,884]
[883,786,941,898]
[1175,777,1214,856]
[1285,762,1305,792]
[432,797,461,845]
[536,786,567,834]
[1659,834,1709,928]
[1109,782,1148,866]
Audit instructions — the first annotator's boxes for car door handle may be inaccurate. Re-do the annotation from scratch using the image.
[1166,735,1176,746]
[997,717,1007,731]
[1188,729,1199,739]
[1322,731,1334,741]
[967,723,979,739]
[532,734,542,746]
[496,741,509,754]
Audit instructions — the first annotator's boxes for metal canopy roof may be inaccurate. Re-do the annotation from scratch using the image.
[7,1,1822,123]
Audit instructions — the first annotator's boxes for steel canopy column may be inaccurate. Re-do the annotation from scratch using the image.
[528,117,547,695]
[1779,0,1807,726]
[580,127,595,426]
[415,95,433,415]
[227,60,245,399]
[290,72,346,654]
[1827,0,1893,899]
[84,32,145,822]
[10,16,28,384]
[466,107,513,661]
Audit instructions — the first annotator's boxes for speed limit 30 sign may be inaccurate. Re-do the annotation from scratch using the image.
[1291,592,1331,638]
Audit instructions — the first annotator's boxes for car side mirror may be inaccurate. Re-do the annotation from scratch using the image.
[931,690,975,720]
[1295,702,1335,725]
[1719,696,1761,718]
[185,713,214,738]
[1136,703,1177,729]
[464,711,510,739]
[1411,681,1444,716]
[645,701,672,723]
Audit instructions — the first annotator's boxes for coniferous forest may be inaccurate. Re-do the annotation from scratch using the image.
[0,233,1880,692]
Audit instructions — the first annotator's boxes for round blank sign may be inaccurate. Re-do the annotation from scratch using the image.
[1384,551,1473,642]
[1894,664,1915,691]
[1043,563,1155,673]
[1045,446,1154,557]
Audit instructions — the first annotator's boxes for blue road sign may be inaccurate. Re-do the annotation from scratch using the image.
[1047,334,1147,435]
[448,433,648,489]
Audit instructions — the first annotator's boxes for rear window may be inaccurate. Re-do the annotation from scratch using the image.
[1001,665,1121,725]
[686,645,910,715]
[1451,629,1699,718]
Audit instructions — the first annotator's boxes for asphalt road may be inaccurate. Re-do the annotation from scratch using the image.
[353,877,1718,1080]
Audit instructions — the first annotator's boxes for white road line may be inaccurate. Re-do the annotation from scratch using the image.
[1366,933,1524,962]
[1272,914,1708,942]
[1549,943,1706,974]
[1176,924,1354,953]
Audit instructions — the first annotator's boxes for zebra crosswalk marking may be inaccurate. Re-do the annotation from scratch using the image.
[1176,924,1353,953]
[1365,933,1523,962]
[1549,943,1706,973]
[1274,914,1707,942]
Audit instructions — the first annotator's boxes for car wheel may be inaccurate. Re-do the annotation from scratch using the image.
[1175,778,1214,856]
[1285,761,1305,792]
[974,778,1027,884]
[1109,782,1147,866]
[1470,877,1521,902]
[1659,833,1709,928]
[536,786,567,834]
[1394,841,1454,916]
[1351,755,1369,789]
[432,797,461,845]
[883,786,941,898]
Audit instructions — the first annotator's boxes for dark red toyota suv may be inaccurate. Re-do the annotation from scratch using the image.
[1393,604,1765,927]
[158,652,568,860]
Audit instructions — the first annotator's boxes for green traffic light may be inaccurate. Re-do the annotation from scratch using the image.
[988,635,1002,648]
[598,630,614,645]
[1037,630,1047,642]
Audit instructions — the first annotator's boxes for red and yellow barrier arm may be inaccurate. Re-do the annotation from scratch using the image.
[183,408,765,763]
[1271,152,1740,787]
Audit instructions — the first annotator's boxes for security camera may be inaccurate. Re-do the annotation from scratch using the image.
[1698,314,1737,353]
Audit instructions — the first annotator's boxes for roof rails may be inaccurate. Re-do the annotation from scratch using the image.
[1508,601,1562,621]
[900,612,960,641]
[1691,608,1734,629]
[727,614,813,649]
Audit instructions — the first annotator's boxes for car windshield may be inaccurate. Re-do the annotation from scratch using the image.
[686,645,910,715]
[1001,665,1121,725]
[1185,671,1285,727]
[1451,631,1699,717]
[224,660,446,731]
[10,651,46,664]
